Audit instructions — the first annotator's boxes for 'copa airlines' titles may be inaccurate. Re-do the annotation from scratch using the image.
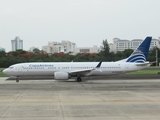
[29,64,54,67]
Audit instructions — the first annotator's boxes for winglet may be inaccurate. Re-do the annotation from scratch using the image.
[96,60,103,68]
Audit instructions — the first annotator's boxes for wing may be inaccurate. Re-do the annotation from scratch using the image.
[69,60,102,76]
[69,68,95,76]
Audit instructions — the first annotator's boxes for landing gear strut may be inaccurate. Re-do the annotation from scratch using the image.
[77,77,82,82]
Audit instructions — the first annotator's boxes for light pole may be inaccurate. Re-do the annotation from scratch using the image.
[156,48,158,66]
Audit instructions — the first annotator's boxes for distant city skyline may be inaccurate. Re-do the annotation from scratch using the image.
[1,36,160,52]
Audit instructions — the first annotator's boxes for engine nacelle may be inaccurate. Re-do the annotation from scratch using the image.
[54,71,69,80]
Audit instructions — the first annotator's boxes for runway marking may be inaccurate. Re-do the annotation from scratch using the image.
[14,99,160,103]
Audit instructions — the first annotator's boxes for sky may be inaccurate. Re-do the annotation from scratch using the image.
[0,0,160,52]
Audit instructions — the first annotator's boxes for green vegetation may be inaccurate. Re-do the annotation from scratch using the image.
[0,72,8,77]
[0,68,8,77]
[126,69,160,75]
[0,68,5,71]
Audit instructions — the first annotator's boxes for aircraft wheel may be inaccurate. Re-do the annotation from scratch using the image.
[16,78,19,83]
[77,77,82,82]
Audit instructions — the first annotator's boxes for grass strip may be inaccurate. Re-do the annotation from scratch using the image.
[126,70,160,75]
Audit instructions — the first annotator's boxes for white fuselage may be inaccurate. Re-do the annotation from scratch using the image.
[3,62,149,77]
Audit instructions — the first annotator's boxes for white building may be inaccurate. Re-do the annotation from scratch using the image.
[74,46,100,55]
[150,38,160,48]
[28,46,39,52]
[110,37,160,52]
[11,37,23,51]
[42,41,76,54]
[42,46,53,54]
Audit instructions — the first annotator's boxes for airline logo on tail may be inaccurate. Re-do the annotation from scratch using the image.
[126,50,146,63]
[126,37,152,63]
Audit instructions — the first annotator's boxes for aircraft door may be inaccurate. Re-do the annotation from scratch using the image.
[16,65,23,75]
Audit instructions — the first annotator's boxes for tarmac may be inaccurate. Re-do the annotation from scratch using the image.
[0,77,160,120]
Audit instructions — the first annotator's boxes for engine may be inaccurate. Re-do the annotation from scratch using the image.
[54,71,69,80]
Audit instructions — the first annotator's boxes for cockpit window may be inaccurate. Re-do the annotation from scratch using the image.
[9,67,14,69]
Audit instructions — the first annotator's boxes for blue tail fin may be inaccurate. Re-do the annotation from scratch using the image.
[126,37,152,63]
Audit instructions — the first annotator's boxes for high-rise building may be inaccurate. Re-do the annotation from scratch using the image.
[11,37,23,51]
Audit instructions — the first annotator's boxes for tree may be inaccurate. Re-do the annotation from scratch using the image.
[8,49,27,56]
[123,49,133,58]
[100,39,110,56]
[148,47,160,66]
[0,51,6,58]
[33,48,41,54]
[115,51,124,60]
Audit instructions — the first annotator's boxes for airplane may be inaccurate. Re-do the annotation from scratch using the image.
[3,37,152,83]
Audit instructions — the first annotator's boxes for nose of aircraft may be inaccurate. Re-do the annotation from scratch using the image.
[2,69,8,74]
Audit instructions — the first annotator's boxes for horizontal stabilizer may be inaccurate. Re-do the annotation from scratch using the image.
[135,61,155,66]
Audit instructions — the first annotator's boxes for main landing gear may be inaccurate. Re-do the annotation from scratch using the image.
[77,77,82,82]
[16,78,19,83]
